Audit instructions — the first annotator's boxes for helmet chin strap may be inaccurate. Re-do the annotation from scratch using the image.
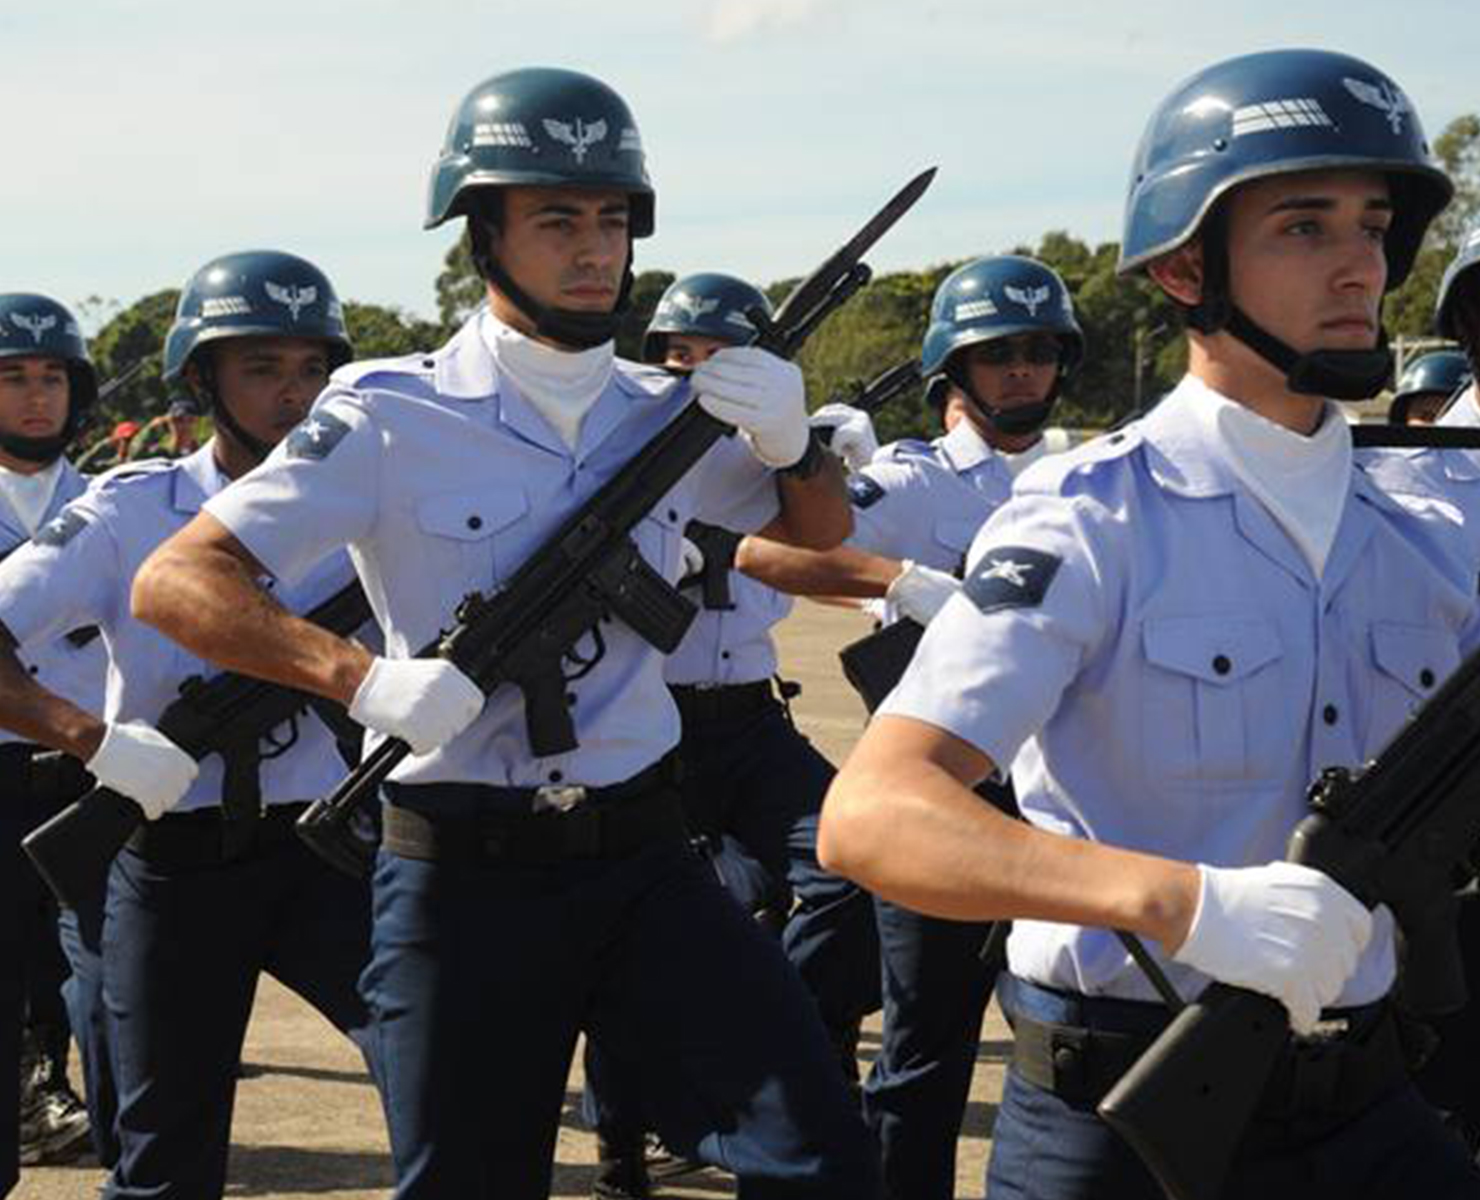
[471,221,634,351]
[1222,306,1394,402]
[197,358,272,465]
[945,361,1060,437]
[0,404,80,465]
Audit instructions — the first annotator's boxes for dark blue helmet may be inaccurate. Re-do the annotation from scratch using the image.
[1118,49,1451,290]
[426,67,655,238]
[641,273,771,363]
[0,293,98,413]
[163,250,353,383]
[1393,350,1471,401]
[920,256,1083,379]
[1436,223,1480,343]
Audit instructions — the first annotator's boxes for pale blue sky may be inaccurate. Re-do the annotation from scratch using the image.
[4,0,1473,324]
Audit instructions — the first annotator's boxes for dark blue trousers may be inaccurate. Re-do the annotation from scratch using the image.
[362,814,882,1200]
[864,899,998,1200]
[57,896,119,1166]
[100,824,376,1200]
[582,696,881,1153]
[1,763,23,1198]
[675,697,881,1037]
[988,975,1480,1199]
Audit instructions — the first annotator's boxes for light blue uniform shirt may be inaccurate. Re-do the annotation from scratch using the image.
[851,420,1014,572]
[205,317,781,789]
[0,445,357,813]
[0,457,106,747]
[1360,384,1480,567]
[665,570,790,688]
[881,382,1480,1006]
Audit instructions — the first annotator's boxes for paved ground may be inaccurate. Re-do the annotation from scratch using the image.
[16,601,1009,1198]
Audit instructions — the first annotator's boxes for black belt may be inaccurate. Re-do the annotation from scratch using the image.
[125,803,311,868]
[669,680,776,726]
[1011,999,1406,1128]
[382,759,688,865]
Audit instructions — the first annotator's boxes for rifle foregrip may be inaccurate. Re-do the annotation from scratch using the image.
[22,788,144,910]
[1097,984,1288,1200]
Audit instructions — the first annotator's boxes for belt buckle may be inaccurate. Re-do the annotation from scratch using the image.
[532,784,587,815]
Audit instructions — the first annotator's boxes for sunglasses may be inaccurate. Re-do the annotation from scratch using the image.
[972,336,1063,367]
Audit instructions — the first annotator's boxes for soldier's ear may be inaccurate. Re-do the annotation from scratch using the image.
[1147,241,1204,307]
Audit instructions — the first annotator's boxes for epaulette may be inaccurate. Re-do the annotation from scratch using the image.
[331,352,437,390]
[875,437,936,463]
[1014,425,1144,496]
[91,457,176,490]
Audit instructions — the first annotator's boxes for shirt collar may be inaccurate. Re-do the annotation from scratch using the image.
[172,444,227,513]
[937,418,999,473]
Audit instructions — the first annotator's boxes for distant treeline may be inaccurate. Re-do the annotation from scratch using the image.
[78,115,1478,445]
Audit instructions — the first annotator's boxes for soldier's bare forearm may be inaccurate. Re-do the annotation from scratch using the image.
[132,513,372,707]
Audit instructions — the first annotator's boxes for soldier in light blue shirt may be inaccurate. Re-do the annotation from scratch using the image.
[579,272,882,1195]
[0,293,108,1189]
[131,69,879,1200]
[740,254,1085,1200]
[0,253,378,1200]
[823,50,1480,1200]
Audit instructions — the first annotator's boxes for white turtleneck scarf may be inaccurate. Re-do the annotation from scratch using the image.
[1181,374,1352,580]
[481,310,614,449]
[0,457,64,537]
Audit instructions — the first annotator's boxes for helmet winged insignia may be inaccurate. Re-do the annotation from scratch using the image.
[11,312,58,344]
[1003,285,1051,316]
[542,117,608,163]
[1343,77,1411,134]
[264,282,318,321]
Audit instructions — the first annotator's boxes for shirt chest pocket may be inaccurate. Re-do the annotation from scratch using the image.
[415,488,529,592]
[1141,616,1285,783]
[1365,623,1458,751]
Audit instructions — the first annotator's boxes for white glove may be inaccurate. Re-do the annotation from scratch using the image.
[809,403,879,472]
[885,560,962,625]
[693,346,810,469]
[349,657,485,756]
[86,722,197,822]
[679,536,705,581]
[1171,862,1372,1035]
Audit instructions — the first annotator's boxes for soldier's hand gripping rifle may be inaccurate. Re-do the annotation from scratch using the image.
[296,168,938,878]
[1097,641,1480,1200]
[684,358,922,611]
[22,580,372,910]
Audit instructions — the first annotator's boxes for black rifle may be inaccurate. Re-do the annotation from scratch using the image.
[295,168,937,878]
[1097,639,1480,1200]
[684,359,923,610]
[814,358,922,448]
[22,580,372,910]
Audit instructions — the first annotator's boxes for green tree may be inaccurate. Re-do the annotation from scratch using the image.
[344,302,444,360]
[1386,112,1480,340]
[435,234,484,331]
[87,289,180,436]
